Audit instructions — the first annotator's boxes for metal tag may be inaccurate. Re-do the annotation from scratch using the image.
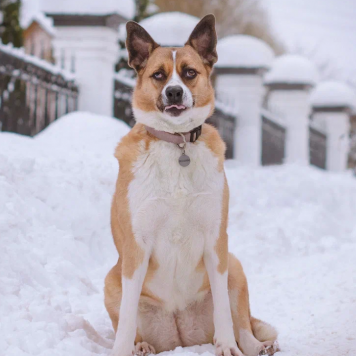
[179,153,190,167]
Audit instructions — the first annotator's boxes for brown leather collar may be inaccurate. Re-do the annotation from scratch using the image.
[145,125,202,145]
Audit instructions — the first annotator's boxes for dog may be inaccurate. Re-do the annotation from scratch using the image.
[104,14,279,356]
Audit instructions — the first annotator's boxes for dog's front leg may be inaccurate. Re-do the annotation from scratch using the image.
[204,249,243,356]
[110,253,150,356]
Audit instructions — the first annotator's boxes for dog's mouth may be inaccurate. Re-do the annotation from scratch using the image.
[164,105,187,117]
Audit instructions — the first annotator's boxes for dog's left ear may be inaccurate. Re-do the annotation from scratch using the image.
[185,14,218,67]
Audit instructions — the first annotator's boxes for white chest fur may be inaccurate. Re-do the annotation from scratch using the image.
[127,140,225,311]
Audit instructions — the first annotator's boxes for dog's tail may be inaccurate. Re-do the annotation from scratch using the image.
[251,316,278,342]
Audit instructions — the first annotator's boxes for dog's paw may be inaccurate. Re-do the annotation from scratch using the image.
[258,341,279,356]
[214,339,244,356]
[134,342,156,356]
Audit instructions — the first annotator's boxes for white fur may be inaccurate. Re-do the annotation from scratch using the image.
[161,51,194,109]
[128,139,224,311]
[111,257,150,356]
[133,104,211,133]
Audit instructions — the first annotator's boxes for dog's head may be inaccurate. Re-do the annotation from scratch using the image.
[126,15,218,133]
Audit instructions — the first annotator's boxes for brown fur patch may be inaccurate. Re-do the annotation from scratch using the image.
[199,123,226,171]
[112,124,157,278]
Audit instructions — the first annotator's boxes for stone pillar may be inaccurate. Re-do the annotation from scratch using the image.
[215,69,266,166]
[53,26,119,117]
[310,81,356,172]
[264,55,318,165]
[265,84,313,165]
[215,35,275,166]
[312,108,350,171]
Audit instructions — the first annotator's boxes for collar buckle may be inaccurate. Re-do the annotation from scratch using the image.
[189,125,202,143]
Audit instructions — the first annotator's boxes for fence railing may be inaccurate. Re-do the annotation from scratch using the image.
[0,44,78,136]
[113,71,134,127]
[261,111,286,166]
[309,125,327,169]
[207,103,236,159]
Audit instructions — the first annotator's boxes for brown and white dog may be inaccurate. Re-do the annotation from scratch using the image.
[104,14,279,356]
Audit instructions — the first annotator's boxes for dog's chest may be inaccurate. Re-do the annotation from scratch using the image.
[127,140,224,310]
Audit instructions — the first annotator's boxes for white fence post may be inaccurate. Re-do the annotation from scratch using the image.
[311,81,356,172]
[53,27,119,117]
[215,35,275,166]
[264,55,318,165]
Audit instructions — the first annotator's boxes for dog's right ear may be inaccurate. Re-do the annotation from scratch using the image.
[126,21,159,72]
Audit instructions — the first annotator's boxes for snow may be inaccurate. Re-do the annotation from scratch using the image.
[216,35,275,69]
[1,112,356,356]
[264,54,318,85]
[22,0,135,20]
[310,80,356,108]
[139,12,199,47]
[0,42,75,81]
[22,12,56,37]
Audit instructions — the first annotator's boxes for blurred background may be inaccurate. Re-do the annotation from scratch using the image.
[0,0,356,171]
[1,2,356,356]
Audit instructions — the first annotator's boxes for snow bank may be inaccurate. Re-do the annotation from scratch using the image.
[139,12,199,47]
[1,113,356,355]
[264,54,318,85]
[310,80,356,108]
[216,35,275,68]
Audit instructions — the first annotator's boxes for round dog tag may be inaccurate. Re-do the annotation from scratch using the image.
[179,153,190,167]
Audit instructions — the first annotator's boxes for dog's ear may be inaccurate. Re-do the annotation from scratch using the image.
[126,21,159,72]
[185,14,218,67]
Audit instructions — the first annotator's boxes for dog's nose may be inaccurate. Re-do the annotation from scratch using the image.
[165,86,183,103]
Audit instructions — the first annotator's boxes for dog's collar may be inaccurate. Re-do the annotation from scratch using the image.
[145,125,202,145]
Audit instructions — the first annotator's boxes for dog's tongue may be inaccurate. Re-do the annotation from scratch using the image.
[165,105,186,110]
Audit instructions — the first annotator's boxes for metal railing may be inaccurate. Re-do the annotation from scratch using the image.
[261,113,286,166]
[0,44,78,136]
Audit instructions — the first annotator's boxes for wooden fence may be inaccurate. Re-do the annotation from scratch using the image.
[0,45,78,136]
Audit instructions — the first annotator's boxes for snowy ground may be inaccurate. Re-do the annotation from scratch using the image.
[1,113,356,356]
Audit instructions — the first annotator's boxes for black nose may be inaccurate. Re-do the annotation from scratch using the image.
[165,86,183,104]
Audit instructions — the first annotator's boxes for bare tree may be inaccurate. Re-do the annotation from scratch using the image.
[154,0,284,54]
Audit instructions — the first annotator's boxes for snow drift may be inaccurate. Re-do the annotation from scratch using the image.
[1,112,355,356]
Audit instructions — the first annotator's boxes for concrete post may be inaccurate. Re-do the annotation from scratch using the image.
[310,81,356,172]
[312,109,350,171]
[215,71,265,166]
[264,55,318,165]
[53,27,119,117]
[265,85,312,165]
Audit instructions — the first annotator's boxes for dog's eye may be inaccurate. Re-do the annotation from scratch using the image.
[152,72,165,80]
[185,69,197,79]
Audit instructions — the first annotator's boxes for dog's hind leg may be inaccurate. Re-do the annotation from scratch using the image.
[104,261,122,333]
[228,254,279,356]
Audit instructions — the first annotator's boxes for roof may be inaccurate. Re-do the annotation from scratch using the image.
[139,12,199,47]
[22,0,135,20]
[310,81,356,108]
[22,12,56,37]
[215,35,275,69]
[264,54,318,85]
